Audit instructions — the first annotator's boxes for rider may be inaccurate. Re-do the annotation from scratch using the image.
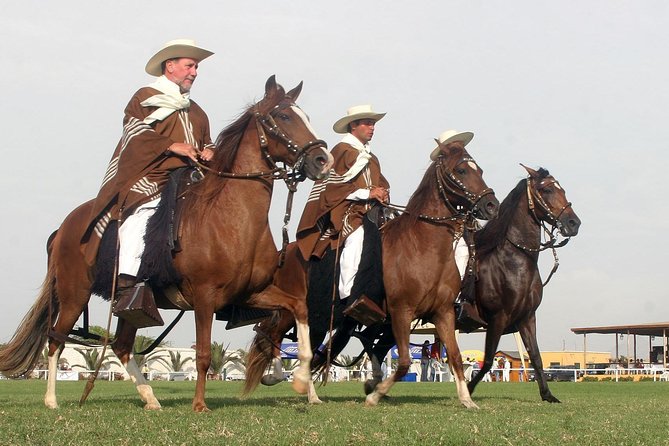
[430,130,487,331]
[296,104,390,323]
[81,39,216,324]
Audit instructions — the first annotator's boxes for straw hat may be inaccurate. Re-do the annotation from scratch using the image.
[145,39,214,77]
[429,130,474,160]
[332,104,386,134]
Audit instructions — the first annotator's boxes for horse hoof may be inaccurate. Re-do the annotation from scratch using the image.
[291,379,309,395]
[144,402,162,411]
[364,394,380,407]
[44,401,59,410]
[308,397,323,405]
[463,400,480,410]
[261,375,284,386]
[192,402,211,412]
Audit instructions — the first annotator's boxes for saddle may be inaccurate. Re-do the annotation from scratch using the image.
[91,167,199,311]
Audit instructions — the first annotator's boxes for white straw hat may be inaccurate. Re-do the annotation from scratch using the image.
[332,104,386,134]
[145,39,214,77]
[429,130,474,160]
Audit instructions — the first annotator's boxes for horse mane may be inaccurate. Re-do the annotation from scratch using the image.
[182,106,255,212]
[475,167,550,258]
[210,107,254,173]
[383,162,439,244]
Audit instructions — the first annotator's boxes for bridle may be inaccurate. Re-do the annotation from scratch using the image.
[526,177,572,233]
[196,101,327,184]
[507,176,573,286]
[384,155,494,224]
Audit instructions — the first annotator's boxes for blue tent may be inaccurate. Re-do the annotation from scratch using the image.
[280,342,299,359]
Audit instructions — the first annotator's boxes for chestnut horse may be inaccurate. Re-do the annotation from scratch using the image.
[0,76,333,412]
[466,165,580,402]
[244,141,498,408]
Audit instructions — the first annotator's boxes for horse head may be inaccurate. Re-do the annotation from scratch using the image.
[521,164,581,237]
[254,75,333,181]
[433,141,499,220]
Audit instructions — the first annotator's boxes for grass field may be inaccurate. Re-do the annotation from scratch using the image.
[0,379,668,445]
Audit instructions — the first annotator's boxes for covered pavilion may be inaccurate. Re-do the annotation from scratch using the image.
[571,322,669,368]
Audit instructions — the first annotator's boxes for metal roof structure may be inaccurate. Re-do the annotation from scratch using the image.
[570,321,668,367]
[571,322,669,337]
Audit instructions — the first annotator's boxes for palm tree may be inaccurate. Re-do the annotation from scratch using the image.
[166,350,191,372]
[209,343,246,380]
[208,341,227,379]
[72,347,121,371]
[132,335,169,370]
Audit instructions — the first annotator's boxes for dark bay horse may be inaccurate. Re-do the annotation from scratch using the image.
[244,141,499,408]
[466,165,581,402]
[0,76,333,412]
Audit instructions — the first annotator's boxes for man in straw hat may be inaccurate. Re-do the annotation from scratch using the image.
[431,130,487,330]
[296,105,390,324]
[81,39,215,326]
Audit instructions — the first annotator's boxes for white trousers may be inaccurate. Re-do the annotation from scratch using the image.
[118,197,161,277]
[338,225,365,299]
[454,236,470,279]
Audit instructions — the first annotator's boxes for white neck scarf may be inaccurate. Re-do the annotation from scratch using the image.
[141,76,190,124]
[340,133,372,181]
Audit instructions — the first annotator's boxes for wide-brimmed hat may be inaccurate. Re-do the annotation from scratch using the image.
[145,39,214,77]
[429,130,474,160]
[333,104,386,134]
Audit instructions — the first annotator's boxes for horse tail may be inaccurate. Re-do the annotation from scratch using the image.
[242,316,279,396]
[0,263,57,377]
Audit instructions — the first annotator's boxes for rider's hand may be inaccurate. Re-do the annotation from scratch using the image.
[166,143,198,162]
[199,148,214,162]
[369,186,389,203]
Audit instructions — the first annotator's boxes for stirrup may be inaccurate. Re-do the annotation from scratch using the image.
[343,295,386,326]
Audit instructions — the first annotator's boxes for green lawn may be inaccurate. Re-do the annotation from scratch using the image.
[0,379,667,445]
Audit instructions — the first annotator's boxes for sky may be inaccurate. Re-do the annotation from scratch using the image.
[1,1,668,360]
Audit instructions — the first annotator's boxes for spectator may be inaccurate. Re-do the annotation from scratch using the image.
[430,337,442,382]
[420,340,430,382]
[502,357,511,382]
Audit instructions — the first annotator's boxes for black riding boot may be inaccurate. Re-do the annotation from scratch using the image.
[455,300,487,333]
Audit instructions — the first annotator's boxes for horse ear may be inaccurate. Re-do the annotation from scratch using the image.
[520,163,538,178]
[264,75,277,96]
[261,75,285,110]
[286,81,303,102]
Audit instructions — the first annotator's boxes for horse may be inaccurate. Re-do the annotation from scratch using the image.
[466,165,581,402]
[244,140,499,408]
[0,75,334,412]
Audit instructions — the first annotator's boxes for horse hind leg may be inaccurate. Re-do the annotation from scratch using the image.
[112,319,161,410]
[44,345,63,409]
[366,312,413,406]
[246,285,312,396]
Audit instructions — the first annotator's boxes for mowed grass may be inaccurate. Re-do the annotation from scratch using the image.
[0,379,668,445]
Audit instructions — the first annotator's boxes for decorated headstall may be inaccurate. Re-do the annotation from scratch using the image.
[253,102,327,185]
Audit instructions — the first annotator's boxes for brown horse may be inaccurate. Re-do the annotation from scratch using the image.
[466,165,581,402]
[0,76,333,412]
[244,141,499,408]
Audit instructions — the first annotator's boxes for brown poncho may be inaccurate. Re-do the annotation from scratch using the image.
[81,84,214,265]
[296,141,389,260]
